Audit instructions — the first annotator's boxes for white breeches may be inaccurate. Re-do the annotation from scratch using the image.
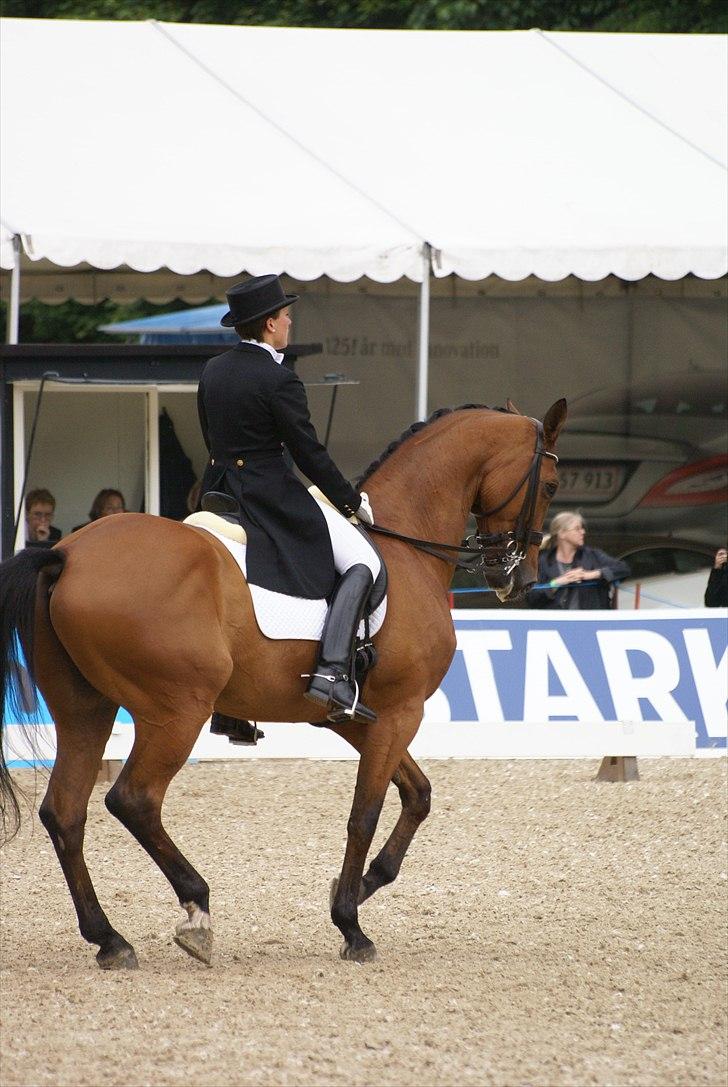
[312,497,381,581]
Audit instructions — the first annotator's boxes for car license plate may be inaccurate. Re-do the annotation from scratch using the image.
[557,463,626,502]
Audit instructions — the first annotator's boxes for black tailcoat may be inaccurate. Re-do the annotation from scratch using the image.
[197,342,361,599]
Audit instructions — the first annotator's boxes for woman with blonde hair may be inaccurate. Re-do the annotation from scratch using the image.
[527,510,629,609]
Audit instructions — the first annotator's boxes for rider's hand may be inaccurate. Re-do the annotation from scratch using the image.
[355,492,374,525]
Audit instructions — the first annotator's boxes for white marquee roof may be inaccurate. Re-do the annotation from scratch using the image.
[1,18,726,282]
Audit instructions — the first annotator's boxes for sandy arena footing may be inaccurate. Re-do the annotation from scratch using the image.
[1,758,725,1087]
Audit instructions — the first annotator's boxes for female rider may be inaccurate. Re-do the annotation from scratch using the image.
[197,275,380,738]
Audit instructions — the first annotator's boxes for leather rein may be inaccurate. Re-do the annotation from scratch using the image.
[366,421,558,579]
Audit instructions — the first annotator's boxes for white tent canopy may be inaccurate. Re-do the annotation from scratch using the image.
[1,18,726,283]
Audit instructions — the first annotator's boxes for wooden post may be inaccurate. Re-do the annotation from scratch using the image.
[595,755,639,782]
[97,760,124,784]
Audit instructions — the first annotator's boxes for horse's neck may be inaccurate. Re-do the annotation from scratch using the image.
[367,415,490,554]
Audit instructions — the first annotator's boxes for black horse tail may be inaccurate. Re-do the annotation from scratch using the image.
[0,547,66,840]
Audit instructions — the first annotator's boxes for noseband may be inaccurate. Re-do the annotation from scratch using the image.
[366,420,558,579]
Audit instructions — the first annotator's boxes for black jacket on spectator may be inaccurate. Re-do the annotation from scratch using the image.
[704,566,728,607]
[197,342,361,599]
[526,545,630,610]
[25,525,62,549]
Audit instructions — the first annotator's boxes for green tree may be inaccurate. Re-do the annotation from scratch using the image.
[0,297,205,344]
[1,0,726,31]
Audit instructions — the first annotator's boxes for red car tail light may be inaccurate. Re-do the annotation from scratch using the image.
[638,455,728,507]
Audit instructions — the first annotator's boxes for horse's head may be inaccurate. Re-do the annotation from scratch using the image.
[472,399,567,601]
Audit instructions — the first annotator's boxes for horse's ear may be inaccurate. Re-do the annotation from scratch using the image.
[506,398,522,415]
[543,398,568,446]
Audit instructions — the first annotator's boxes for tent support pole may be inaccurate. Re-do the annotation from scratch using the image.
[6,235,21,345]
[146,387,160,516]
[416,242,431,421]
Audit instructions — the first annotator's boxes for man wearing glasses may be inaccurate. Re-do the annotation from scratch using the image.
[25,488,62,548]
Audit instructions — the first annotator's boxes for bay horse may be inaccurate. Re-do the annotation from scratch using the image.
[0,398,566,969]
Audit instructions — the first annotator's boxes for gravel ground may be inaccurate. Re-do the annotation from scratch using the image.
[1,758,726,1087]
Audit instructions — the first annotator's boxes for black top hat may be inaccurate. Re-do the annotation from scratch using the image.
[220,275,299,328]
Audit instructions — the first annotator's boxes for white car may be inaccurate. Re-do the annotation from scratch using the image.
[554,370,727,550]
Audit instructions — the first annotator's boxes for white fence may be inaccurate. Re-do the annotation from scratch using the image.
[5,609,726,765]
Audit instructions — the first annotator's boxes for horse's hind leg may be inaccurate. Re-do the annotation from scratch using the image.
[39,702,138,969]
[34,603,137,969]
[104,713,214,966]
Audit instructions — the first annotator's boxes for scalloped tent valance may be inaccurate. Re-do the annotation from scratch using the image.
[1,19,726,283]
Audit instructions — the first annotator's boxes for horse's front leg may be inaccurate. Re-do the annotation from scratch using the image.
[327,749,431,908]
[330,703,423,962]
[359,750,431,905]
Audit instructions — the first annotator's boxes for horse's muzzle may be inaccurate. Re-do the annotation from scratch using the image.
[484,562,534,603]
[483,565,514,599]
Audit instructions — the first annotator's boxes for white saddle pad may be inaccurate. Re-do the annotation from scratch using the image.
[184,512,386,642]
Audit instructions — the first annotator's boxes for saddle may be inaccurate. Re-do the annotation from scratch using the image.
[188,489,387,613]
[185,507,247,544]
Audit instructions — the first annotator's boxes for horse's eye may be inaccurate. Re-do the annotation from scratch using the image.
[545,482,558,498]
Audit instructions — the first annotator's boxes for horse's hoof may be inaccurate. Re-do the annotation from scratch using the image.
[174,928,213,966]
[340,939,377,963]
[96,943,139,971]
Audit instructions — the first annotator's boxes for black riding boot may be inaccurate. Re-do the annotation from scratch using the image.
[209,713,264,745]
[304,564,377,725]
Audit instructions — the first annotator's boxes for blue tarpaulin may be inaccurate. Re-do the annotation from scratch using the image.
[100,304,235,344]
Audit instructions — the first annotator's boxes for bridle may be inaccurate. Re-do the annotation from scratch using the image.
[471,421,559,576]
[366,420,558,579]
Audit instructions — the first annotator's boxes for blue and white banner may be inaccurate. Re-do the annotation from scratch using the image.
[3,609,726,763]
[436,609,726,751]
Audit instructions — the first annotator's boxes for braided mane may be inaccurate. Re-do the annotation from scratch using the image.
[356,403,510,485]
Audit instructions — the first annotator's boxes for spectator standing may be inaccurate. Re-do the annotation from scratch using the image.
[527,511,629,610]
[704,548,728,607]
[25,488,62,548]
